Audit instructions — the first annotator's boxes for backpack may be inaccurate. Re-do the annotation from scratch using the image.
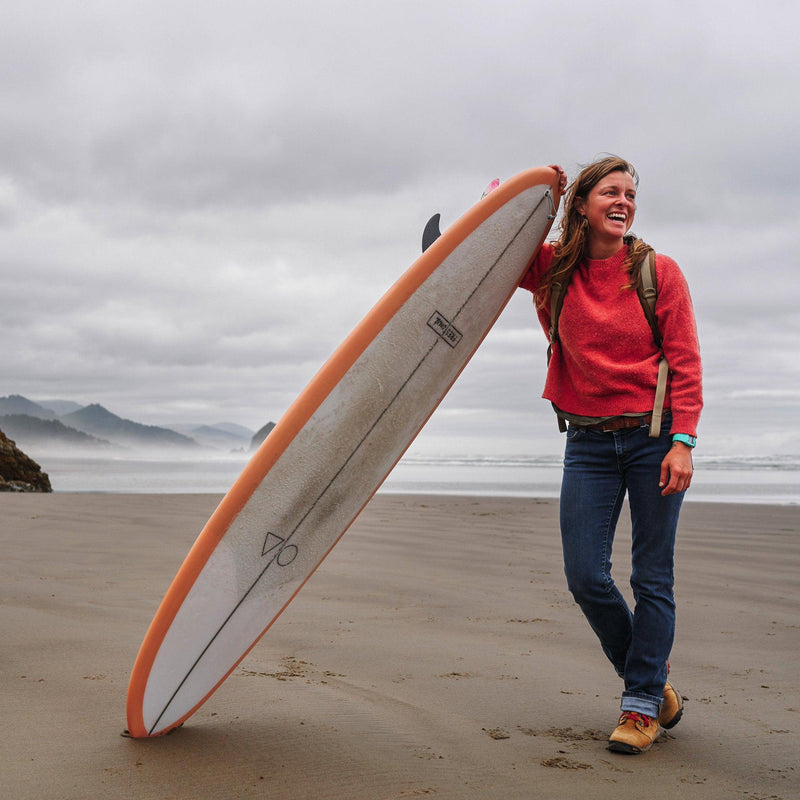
[547,250,669,438]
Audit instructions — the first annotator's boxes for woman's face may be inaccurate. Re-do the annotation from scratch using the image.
[576,170,637,256]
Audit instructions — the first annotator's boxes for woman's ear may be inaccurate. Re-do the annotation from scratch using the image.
[574,196,586,216]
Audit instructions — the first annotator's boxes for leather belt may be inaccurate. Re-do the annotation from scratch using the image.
[581,413,653,433]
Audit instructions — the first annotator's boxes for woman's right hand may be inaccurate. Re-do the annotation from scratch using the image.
[548,164,568,196]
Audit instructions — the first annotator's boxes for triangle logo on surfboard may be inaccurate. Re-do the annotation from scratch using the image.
[261,531,284,557]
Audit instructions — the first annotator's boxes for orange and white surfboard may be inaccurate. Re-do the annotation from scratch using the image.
[125,166,559,737]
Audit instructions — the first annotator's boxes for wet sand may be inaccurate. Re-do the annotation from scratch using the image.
[1,492,798,799]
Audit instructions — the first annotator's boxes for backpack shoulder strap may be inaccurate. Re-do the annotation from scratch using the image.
[637,250,662,348]
[637,251,669,438]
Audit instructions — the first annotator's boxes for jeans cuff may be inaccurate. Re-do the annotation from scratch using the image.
[621,690,661,719]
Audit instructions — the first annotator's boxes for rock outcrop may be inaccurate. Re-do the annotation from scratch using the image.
[250,421,276,452]
[0,428,52,492]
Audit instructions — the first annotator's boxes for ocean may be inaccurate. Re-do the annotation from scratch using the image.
[36,453,800,505]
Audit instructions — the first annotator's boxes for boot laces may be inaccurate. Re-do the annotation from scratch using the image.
[619,711,654,728]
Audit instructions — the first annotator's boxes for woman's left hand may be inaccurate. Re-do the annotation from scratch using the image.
[659,442,694,496]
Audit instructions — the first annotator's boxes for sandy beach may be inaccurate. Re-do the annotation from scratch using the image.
[1,492,797,799]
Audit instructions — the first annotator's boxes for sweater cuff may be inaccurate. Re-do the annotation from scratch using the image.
[669,412,699,439]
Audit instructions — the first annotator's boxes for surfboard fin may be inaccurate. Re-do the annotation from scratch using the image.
[422,213,442,252]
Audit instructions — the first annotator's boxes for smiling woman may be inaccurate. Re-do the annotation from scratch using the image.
[518,155,703,754]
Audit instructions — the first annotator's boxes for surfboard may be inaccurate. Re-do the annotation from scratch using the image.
[125,166,560,738]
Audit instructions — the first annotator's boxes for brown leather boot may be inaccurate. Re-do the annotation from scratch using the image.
[659,680,684,729]
[608,711,660,754]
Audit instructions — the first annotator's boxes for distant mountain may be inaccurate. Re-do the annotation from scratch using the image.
[2,394,266,454]
[173,424,252,450]
[0,395,56,420]
[60,404,200,450]
[209,422,255,439]
[0,414,113,449]
[37,399,84,416]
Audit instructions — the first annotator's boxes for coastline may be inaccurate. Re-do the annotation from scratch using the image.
[23,451,800,504]
[1,493,798,799]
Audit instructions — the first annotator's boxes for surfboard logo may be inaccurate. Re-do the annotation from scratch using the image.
[261,531,298,566]
[427,311,462,348]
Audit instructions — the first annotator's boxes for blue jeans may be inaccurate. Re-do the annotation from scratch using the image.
[559,415,684,718]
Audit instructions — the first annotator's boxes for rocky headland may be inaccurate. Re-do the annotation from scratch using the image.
[0,428,52,492]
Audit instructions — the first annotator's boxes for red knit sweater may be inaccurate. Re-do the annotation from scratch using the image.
[519,243,702,436]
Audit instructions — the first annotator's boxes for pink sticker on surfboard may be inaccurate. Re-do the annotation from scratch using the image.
[481,178,501,198]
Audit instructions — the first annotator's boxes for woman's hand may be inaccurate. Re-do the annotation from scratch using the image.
[659,442,694,496]
[548,164,568,196]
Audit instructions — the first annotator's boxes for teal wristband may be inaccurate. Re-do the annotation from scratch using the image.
[672,433,697,448]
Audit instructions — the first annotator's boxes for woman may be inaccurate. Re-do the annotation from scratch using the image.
[520,156,702,754]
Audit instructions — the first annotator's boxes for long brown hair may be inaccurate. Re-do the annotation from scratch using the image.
[535,155,653,309]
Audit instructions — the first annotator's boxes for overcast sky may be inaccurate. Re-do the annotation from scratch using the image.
[1,0,797,457]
